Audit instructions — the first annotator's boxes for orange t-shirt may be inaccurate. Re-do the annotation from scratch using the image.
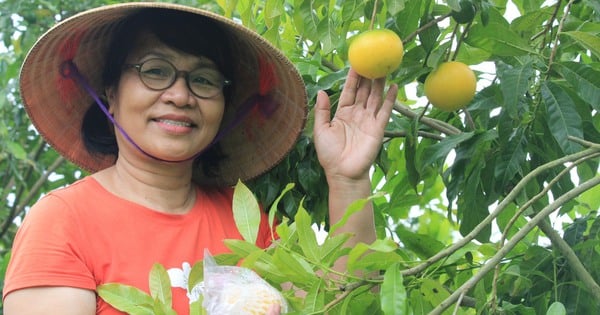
[3,176,274,314]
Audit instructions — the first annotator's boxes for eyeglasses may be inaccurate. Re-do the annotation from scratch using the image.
[124,58,231,99]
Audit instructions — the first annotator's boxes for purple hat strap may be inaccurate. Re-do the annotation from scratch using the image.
[60,60,271,166]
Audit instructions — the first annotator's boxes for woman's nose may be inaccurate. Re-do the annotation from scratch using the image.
[162,75,194,107]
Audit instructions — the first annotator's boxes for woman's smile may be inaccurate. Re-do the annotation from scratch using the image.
[152,114,197,135]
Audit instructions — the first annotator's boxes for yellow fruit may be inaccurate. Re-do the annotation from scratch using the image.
[424,61,476,112]
[348,29,404,79]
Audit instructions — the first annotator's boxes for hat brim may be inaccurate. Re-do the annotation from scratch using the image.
[20,2,308,186]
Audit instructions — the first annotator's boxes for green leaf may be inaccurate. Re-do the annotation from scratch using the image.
[394,0,422,40]
[499,61,534,118]
[419,279,451,308]
[319,232,352,265]
[562,31,600,59]
[404,125,420,191]
[242,249,289,284]
[272,247,316,285]
[465,8,536,56]
[295,203,320,262]
[541,81,583,154]
[546,301,566,315]
[149,263,172,307]
[420,132,475,172]
[302,278,325,313]
[275,217,297,245]
[418,14,440,53]
[410,288,431,314]
[339,285,379,315]
[350,250,405,272]
[328,193,382,236]
[97,283,155,315]
[152,298,177,315]
[316,16,341,54]
[396,226,444,259]
[495,128,527,189]
[233,180,261,244]
[380,263,407,315]
[189,299,206,315]
[576,182,600,212]
[223,239,261,257]
[6,141,27,160]
[295,1,319,41]
[387,0,405,15]
[555,61,600,111]
[187,261,204,293]
[347,239,402,272]
[268,183,295,240]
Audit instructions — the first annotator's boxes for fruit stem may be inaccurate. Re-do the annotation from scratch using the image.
[462,107,476,130]
[369,0,378,30]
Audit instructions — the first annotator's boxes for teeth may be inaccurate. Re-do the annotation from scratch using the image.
[156,119,192,127]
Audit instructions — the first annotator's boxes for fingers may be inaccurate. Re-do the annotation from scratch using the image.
[377,83,398,126]
[322,68,397,125]
[314,90,332,130]
[338,68,360,106]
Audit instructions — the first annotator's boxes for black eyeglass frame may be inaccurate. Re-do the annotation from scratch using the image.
[124,58,231,99]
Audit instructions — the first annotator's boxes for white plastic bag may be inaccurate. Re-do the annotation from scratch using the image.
[202,249,288,315]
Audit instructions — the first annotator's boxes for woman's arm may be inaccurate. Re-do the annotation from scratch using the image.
[4,287,96,315]
[313,69,398,248]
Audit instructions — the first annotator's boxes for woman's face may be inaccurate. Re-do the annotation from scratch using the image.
[106,32,226,164]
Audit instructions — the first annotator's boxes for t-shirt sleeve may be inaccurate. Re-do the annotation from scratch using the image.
[3,194,95,299]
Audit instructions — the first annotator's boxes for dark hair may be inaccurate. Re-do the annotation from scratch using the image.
[82,8,233,177]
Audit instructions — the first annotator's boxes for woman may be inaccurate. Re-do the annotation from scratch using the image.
[3,3,398,314]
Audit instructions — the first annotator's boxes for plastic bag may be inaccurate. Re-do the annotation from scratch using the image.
[202,249,288,315]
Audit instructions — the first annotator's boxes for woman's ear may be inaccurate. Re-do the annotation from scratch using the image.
[105,86,116,115]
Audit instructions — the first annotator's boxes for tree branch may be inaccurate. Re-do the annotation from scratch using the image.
[429,175,600,315]
[403,13,453,44]
[0,156,66,239]
[393,102,462,135]
[384,130,444,141]
[537,220,600,301]
[491,151,600,305]
[401,147,600,278]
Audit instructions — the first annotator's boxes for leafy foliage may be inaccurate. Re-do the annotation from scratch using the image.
[2,0,600,314]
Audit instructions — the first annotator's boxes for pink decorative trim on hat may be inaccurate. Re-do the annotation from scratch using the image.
[245,57,279,141]
[57,30,86,108]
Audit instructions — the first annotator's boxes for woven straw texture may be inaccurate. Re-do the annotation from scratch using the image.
[20,2,308,186]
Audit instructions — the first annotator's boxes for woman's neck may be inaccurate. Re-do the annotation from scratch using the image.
[93,157,197,214]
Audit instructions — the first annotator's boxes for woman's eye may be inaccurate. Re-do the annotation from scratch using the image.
[191,75,216,86]
[143,67,171,78]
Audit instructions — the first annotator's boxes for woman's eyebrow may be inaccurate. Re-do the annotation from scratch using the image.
[138,51,219,69]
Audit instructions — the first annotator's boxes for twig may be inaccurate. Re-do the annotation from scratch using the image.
[385,130,444,141]
[320,281,375,314]
[451,21,472,61]
[393,102,461,135]
[453,292,466,315]
[569,136,600,149]
[541,0,562,53]
[537,220,600,301]
[462,108,476,130]
[403,13,452,44]
[429,175,600,315]
[548,0,574,72]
